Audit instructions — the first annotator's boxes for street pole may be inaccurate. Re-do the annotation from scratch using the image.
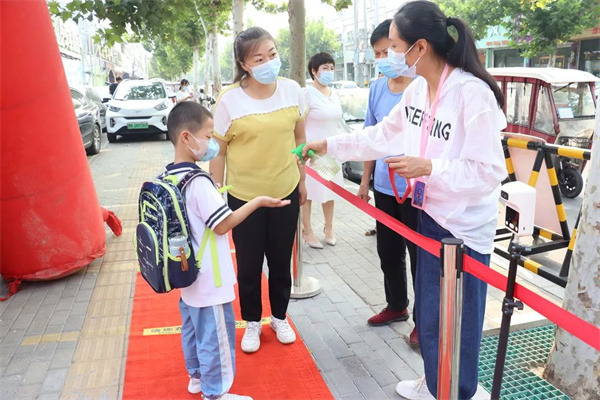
[353,0,359,84]
[290,208,322,299]
[437,238,464,399]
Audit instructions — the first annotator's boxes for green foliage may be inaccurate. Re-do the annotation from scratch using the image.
[220,41,235,82]
[506,0,600,57]
[435,0,600,57]
[148,38,194,80]
[436,0,507,40]
[320,0,353,11]
[277,19,341,78]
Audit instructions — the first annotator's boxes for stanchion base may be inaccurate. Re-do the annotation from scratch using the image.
[291,276,322,299]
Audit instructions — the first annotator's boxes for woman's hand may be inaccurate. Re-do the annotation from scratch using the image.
[385,156,432,179]
[302,140,328,159]
[357,183,371,202]
[298,181,307,206]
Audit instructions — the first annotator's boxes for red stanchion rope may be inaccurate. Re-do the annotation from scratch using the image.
[307,167,600,351]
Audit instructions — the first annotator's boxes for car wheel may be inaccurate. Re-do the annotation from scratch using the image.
[86,124,102,155]
[342,162,350,179]
[107,133,117,143]
[558,167,583,199]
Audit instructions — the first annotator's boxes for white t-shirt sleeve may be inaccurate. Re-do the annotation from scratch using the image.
[186,177,232,231]
[297,82,308,119]
[428,83,508,196]
[213,93,233,141]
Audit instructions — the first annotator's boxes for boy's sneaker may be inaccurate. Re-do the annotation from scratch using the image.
[241,321,261,353]
[218,393,253,400]
[368,307,409,326]
[188,376,201,394]
[395,376,435,400]
[270,315,296,344]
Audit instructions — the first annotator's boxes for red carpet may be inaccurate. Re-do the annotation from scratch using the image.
[123,247,333,400]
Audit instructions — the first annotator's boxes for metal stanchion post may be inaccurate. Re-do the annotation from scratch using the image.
[438,238,464,400]
[290,208,322,299]
[490,241,528,399]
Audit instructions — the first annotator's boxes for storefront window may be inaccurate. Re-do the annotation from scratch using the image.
[493,49,524,67]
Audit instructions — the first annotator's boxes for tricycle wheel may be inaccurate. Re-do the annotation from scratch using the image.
[559,167,583,199]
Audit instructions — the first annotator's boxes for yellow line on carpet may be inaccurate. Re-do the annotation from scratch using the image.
[142,317,271,336]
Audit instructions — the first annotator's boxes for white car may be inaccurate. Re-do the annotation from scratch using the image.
[105,80,175,142]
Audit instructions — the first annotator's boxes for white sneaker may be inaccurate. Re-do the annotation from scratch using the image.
[241,321,261,353]
[188,376,201,394]
[270,315,296,344]
[396,376,435,400]
[219,393,253,400]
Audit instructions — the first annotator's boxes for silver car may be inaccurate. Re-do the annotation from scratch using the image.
[338,88,369,182]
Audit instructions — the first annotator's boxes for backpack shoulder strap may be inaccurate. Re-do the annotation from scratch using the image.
[177,169,214,194]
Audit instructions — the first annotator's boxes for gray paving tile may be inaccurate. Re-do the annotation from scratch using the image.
[314,321,353,359]
[325,369,359,397]
[63,314,85,331]
[312,347,342,372]
[291,315,328,352]
[69,301,90,316]
[349,342,398,387]
[1,329,26,347]
[354,376,389,400]
[35,392,61,400]
[0,375,21,400]
[341,392,366,400]
[32,342,58,363]
[14,383,41,400]
[21,361,50,385]
[49,341,76,370]
[307,308,326,323]
[3,352,31,376]
[47,310,69,327]
[339,356,371,380]
[53,297,75,312]
[74,288,93,303]
[10,313,36,331]
[39,368,68,394]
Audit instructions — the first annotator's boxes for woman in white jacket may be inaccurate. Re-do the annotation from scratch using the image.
[304,2,507,399]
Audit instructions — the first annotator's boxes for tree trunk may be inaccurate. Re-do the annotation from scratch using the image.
[210,26,221,98]
[547,50,557,68]
[288,0,306,87]
[232,0,244,78]
[543,107,600,398]
[204,32,212,94]
[193,45,200,94]
[232,0,244,38]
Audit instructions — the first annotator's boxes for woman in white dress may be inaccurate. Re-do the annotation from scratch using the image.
[302,52,344,248]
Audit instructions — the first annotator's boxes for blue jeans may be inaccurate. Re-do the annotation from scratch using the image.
[415,211,489,400]
[179,299,236,399]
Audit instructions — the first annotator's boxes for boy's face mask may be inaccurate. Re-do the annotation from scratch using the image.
[188,135,220,162]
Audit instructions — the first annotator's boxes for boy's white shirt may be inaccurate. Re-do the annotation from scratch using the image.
[327,69,508,254]
[174,173,236,308]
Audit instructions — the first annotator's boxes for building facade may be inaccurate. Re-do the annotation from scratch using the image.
[477,24,600,78]
[51,17,151,87]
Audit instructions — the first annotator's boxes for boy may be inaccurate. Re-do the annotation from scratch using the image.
[166,102,290,400]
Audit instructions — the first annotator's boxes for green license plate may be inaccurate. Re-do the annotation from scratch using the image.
[127,122,149,129]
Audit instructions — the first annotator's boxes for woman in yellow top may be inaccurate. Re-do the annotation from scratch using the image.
[210,27,307,354]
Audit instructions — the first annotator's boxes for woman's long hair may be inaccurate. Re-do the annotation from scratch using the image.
[233,27,276,84]
[394,1,504,108]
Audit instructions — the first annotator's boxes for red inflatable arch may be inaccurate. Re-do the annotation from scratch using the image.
[1,0,111,291]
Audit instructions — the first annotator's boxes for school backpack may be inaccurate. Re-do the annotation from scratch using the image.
[135,165,220,294]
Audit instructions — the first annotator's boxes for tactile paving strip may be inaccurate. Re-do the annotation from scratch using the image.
[479,324,569,399]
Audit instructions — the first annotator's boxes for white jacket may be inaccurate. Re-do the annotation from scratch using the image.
[328,69,507,254]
